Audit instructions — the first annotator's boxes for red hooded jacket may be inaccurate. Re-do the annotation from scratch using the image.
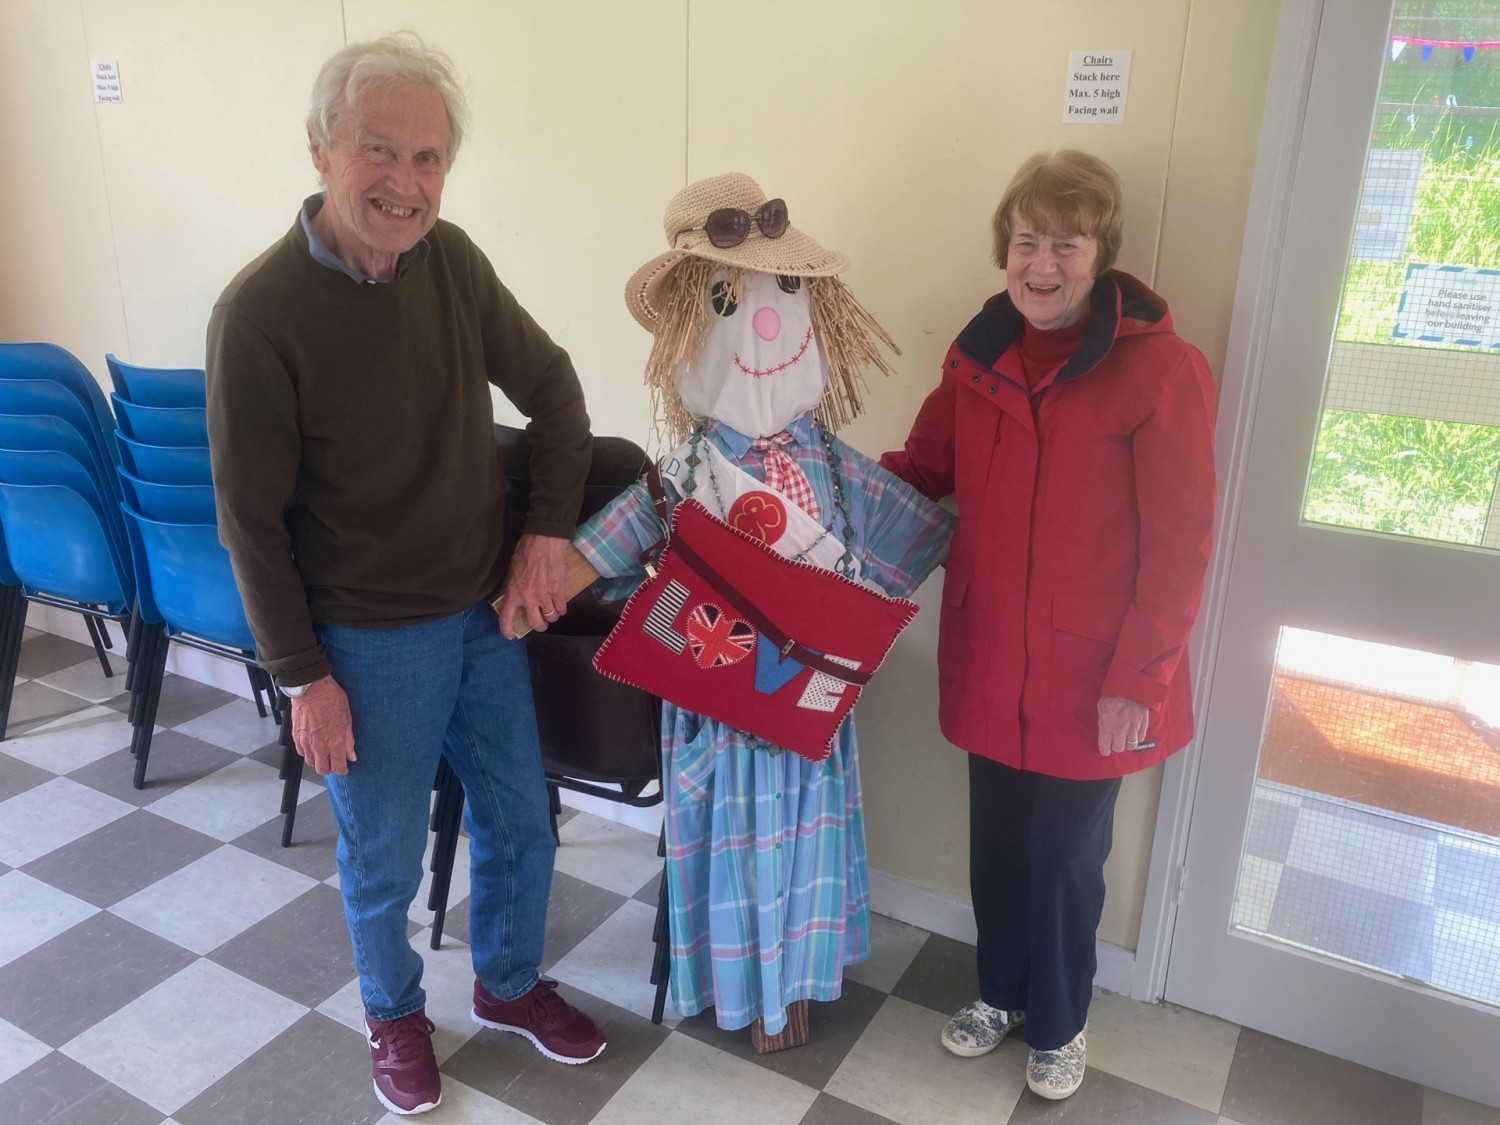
[881,271,1217,780]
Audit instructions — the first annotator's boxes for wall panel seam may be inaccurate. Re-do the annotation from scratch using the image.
[77,0,134,361]
[1148,0,1197,291]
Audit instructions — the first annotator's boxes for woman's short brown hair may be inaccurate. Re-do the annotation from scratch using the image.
[991,149,1124,274]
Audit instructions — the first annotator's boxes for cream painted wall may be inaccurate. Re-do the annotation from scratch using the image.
[0,0,1280,950]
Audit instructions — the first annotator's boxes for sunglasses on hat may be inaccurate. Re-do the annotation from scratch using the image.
[673,198,789,249]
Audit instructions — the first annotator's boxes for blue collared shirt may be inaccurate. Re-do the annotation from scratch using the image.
[704,413,816,460]
[299,196,429,284]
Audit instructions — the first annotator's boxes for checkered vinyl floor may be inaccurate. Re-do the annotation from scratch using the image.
[2,627,1497,1125]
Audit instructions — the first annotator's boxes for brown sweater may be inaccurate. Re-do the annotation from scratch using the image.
[206,202,592,687]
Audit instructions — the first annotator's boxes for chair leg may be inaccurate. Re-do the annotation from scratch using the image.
[278,703,305,848]
[264,671,285,725]
[650,838,671,1025]
[124,609,142,692]
[131,626,169,789]
[0,585,27,741]
[427,762,465,950]
[84,614,114,678]
[426,760,459,906]
[247,665,267,718]
[127,623,163,749]
[547,781,562,845]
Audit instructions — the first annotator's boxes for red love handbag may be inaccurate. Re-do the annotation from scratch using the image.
[591,498,919,761]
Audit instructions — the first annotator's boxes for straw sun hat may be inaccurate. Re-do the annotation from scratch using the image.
[625,172,850,332]
[630,172,897,443]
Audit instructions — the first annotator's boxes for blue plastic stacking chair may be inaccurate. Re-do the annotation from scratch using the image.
[110,394,207,448]
[0,413,116,495]
[0,416,128,696]
[0,380,117,477]
[0,526,24,738]
[0,448,131,586]
[0,482,132,618]
[115,433,213,486]
[120,504,289,797]
[105,354,207,409]
[0,342,116,441]
[117,469,216,525]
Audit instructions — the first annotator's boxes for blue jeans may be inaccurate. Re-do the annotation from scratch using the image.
[317,601,556,1021]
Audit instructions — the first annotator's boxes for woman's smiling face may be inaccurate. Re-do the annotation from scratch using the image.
[1005,218,1100,331]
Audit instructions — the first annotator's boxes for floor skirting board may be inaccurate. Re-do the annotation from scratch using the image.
[868,866,1138,995]
[26,603,257,698]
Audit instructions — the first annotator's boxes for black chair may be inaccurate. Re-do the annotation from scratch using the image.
[479,424,671,1022]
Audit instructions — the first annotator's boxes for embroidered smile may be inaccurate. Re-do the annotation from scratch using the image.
[734,326,813,377]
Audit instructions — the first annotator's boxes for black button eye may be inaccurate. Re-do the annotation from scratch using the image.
[711,280,738,316]
[776,275,802,294]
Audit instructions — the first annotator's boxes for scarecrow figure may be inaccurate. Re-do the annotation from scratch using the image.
[572,173,954,1048]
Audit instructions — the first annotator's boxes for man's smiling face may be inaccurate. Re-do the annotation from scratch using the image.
[308,79,450,281]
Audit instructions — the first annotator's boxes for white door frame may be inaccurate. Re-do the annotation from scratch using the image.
[1128,0,1326,1004]
[1138,0,1500,1102]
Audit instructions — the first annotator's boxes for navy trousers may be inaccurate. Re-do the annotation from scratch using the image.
[969,755,1122,1051]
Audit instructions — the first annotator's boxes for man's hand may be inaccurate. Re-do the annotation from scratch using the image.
[498,533,569,638]
[1097,695,1150,757]
[289,675,356,775]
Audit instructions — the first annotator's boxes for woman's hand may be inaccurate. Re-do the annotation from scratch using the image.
[1097,695,1150,756]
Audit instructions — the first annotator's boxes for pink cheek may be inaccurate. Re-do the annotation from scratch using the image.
[752,307,781,341]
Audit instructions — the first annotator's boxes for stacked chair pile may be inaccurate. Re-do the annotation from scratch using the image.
[0,343,297,822]
[0,343,136,738]
[103,352,294,799]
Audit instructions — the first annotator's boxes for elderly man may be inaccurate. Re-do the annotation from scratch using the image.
[206,34,601,1116]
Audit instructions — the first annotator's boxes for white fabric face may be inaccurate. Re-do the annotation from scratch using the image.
[675,269,828,439]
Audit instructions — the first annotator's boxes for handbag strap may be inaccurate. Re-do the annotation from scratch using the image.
[667,527,875,687]
[636,464,670,569]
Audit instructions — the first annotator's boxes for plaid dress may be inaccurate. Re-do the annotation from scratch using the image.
[575,414,954,1034]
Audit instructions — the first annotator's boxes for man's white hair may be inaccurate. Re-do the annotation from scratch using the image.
[307,31,469,163]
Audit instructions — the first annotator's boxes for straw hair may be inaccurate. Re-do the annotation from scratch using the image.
[991,149,1123,273]
[641,260,900,445]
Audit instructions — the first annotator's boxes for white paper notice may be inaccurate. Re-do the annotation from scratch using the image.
[1393,264,1500,349]
[1064,50,1130,124]
[92,60,121,102]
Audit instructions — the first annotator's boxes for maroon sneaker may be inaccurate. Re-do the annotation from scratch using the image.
[471,978,606,1063]
[365,1010,441,1115]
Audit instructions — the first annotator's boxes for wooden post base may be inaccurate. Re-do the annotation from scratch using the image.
[749,1000,810,1053]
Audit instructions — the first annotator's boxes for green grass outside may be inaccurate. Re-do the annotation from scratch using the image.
[1305,410,1500,545]
[1304,140,1500,545]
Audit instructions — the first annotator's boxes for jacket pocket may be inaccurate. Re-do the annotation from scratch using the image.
[1051,593,1131,645]
[942,569,970,608]
[1049,594,1132,740]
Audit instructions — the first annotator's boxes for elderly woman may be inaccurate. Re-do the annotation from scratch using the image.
[881,150,1216,1100]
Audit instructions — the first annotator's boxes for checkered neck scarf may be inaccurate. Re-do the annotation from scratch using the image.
[750,430,822,521]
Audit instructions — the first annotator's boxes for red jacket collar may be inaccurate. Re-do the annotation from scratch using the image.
[953,271,1173,385]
